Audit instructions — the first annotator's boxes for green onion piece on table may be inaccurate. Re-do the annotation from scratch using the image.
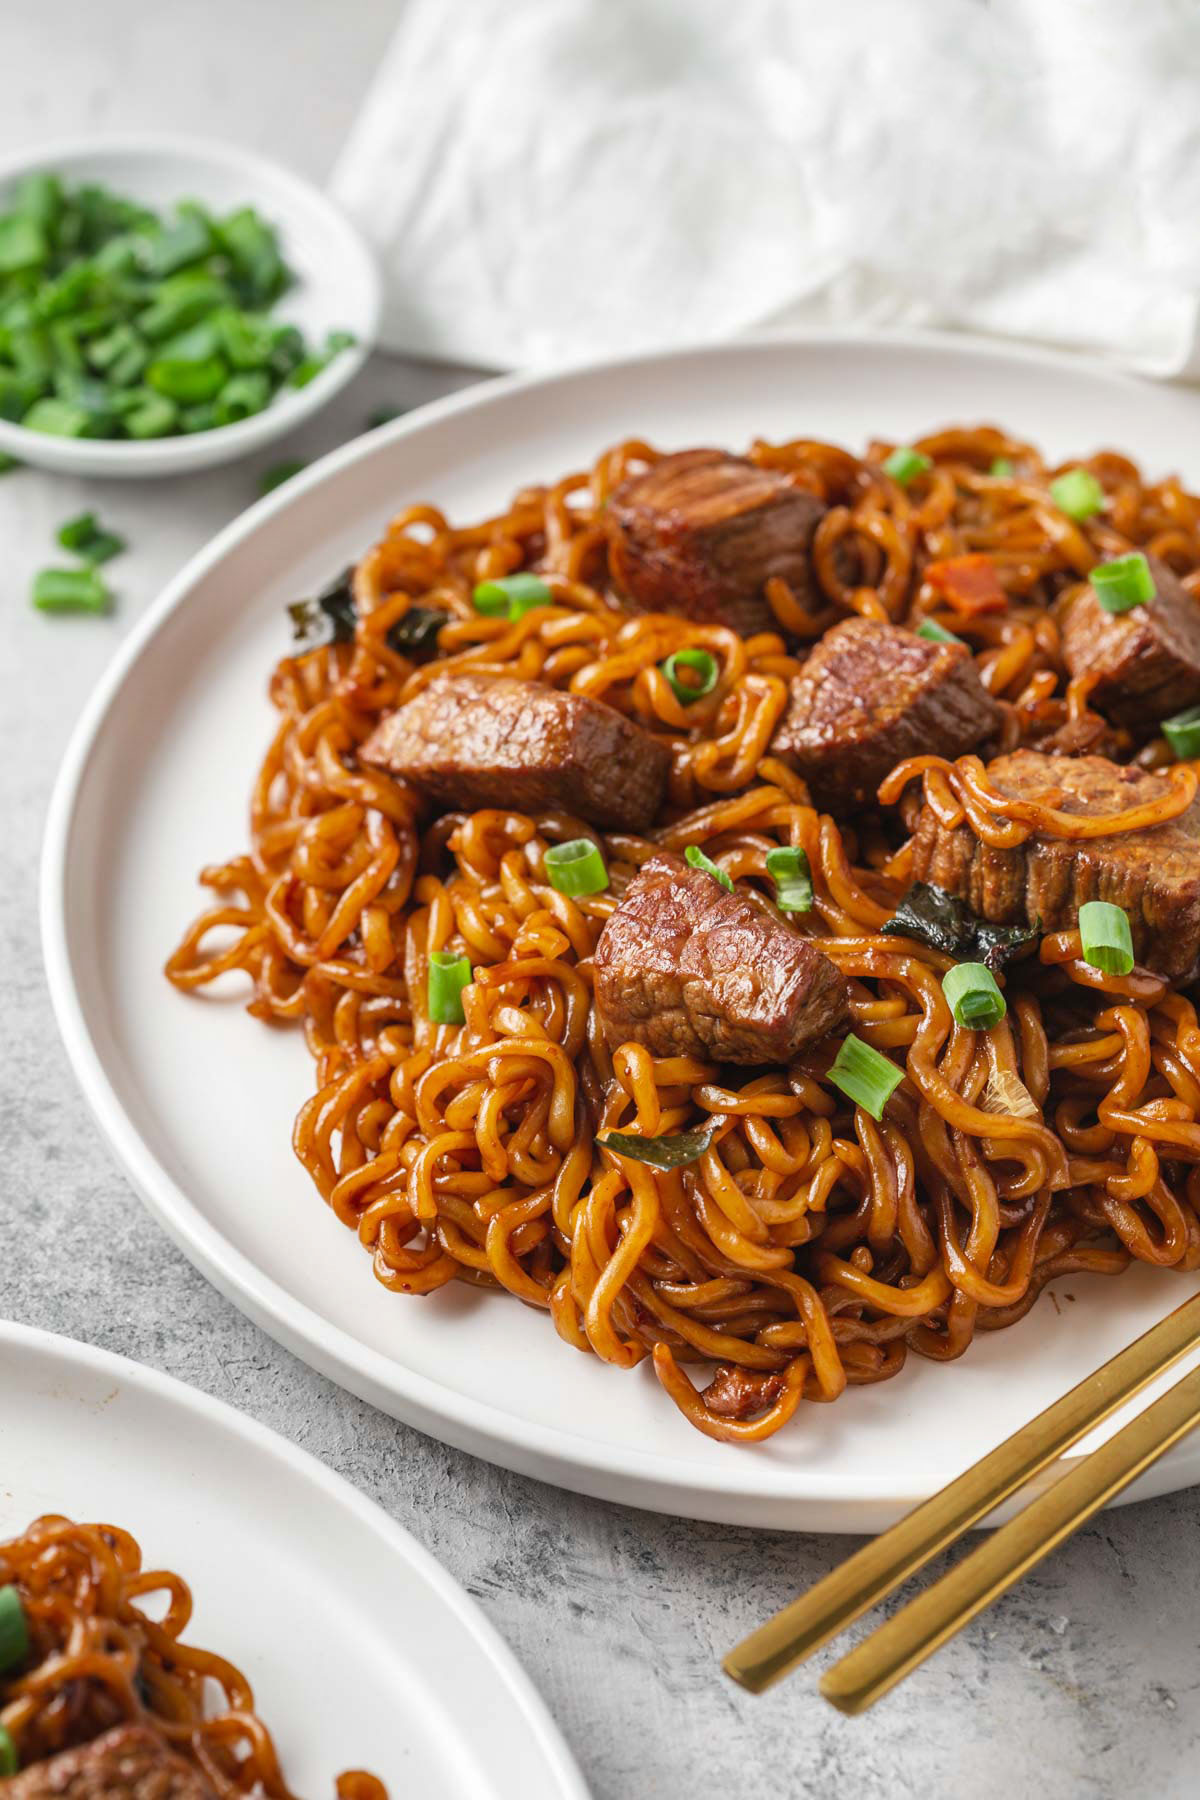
[660,647,719,704]
[1078,901,1134,976]
[1090,550,1155,614]
[827,1034,903,1121]
[765,845,813,913]
[684,845,733,891]
[544,838,609,897]
[942,961,1006,1029]
[32,566,110,613]
[428,950,472,1024]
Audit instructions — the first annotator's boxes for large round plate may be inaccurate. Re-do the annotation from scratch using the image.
[42,332,1200,1531]
[0,1322,585,1800]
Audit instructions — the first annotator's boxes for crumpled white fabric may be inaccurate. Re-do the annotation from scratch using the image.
[331,0,1200,377]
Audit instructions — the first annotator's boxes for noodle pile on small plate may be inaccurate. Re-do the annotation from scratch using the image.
[0,1514,384,1797]
[166,425,1200,1445]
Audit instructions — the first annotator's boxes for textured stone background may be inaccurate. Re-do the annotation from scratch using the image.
[6,6,1200,1795]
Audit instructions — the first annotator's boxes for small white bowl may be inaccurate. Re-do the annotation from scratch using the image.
[0,135,382,478]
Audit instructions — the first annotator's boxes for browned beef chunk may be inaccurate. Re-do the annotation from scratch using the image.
[701,1365,787,1418]
[910,748,1200,977]
[1,1727,213,1800]
[770,617,1003,814]
[593,851,848,1062]
[359,672,669,833]
[606,449,825,636]
[1055,556,1200,729]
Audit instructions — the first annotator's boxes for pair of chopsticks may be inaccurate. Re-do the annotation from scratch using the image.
[723,1290,1200,1714]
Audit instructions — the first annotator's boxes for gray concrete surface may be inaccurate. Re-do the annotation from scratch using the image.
[4,5,1200,1796]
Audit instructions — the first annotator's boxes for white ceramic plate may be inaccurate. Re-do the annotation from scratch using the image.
[0,135,380,477]
[0,1322,585,1800]
[42,332,1200,1531]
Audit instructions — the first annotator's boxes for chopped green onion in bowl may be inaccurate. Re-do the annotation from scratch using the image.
[942,961,1006,1030]
[765,845,813,913]
[1078,901,1134,976]
[827,1034,903,1121]
[544,838,609,897]
[1050,468,1105,521]
[1090,550,1155,614]
[660,647,719,704]
[684,845,733,891]
[883,445,932,487]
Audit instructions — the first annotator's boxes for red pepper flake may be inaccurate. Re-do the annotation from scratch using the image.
[924,554,1008,616]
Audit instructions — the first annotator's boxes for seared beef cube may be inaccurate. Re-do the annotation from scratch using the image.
[360,673,669,833]
[593,851,848,1063]
[911,748,1200,977]
[1056,556,1200,728]
[2,1726,214,1800]
[606,449,825,636]
[771,618,1002,814]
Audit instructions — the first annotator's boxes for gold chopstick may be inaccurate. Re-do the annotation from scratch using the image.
[723,1290,1200,1696]
[821,1354,1200,1713]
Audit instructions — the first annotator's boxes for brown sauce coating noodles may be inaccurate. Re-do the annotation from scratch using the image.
[0,1516,380,1798]
[166,427,1200,1444]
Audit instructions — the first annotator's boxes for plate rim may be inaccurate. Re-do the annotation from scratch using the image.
[40,327,1200,1525]
[0,1318,588,1800]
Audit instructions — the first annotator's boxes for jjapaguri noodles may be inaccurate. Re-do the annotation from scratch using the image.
[167,424,1200,1444]
[0,1515,384,1798]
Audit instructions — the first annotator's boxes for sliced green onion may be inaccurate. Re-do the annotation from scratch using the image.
[56,510,98,550]
[0,1586,29,1671]
[1090,550,1155,614]
[660,647,718,704]
[941,961,1006,1030]
[32,566,111,613]
[1078,900,1134,976]
[428,949,472,1024]
[1162,704,1200,761]
[915,618,964,646]
[684,845,733,892]
[472,573,553,620]
[827,1034,903,1121]
[883,445,932,487]
[596,1126,716,1170]
[0,1722,15,1776]
[55,512,124,563]
[0,214,46,273]
[22,397,91,437]
[259,459,306,495]
[0,452,19,474]
[1050,468,1105,521]
[765,845,813,913]
[146,356,228,403]
[544,838,609,897]
[989,456,1014,478]
[122,392,176,438]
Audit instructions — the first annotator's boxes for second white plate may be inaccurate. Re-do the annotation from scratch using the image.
[42,331,1200,1530]
[0,1323,585,1800]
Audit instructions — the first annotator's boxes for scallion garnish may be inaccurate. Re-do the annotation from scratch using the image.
[1050,468,1105,521]
[1162,704,1200,761]
[428,950,472,1024]
[32,566,110,613]
[765,845,813,913]
[827,1035,903,1121]
[989,457,1014,478]
[472,573,553,621]
[660,647,719,704]
[596,1126,716,1170]
[684,845,733,891]
[0,1585,29,1672]
[1078,901,1134,976]
[544,838,609,897]
[915,618,964,646]
[941,962,1006,1030]
[1090,551,1155,614]
[883,445,932,487]
[0,1723,15,1777]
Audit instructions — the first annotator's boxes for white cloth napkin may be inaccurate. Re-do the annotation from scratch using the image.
[331,0,1200,377]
